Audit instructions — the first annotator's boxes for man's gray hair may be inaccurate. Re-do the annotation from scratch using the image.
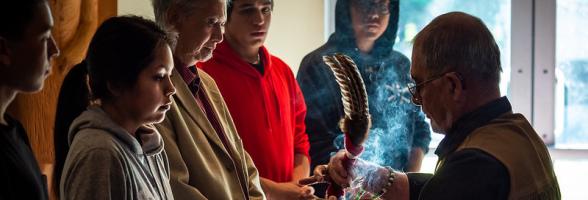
[413,12,502,86]
[151,0,199,28]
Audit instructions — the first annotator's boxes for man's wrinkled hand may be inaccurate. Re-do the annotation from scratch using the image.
[299,150,351,188]
[327,150,352,187]
[299,164,329,186]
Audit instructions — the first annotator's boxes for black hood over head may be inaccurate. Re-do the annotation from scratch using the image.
[329,0,400,57]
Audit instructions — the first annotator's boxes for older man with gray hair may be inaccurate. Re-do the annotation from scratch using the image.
[303,12,560,200]
[151,0,265,199]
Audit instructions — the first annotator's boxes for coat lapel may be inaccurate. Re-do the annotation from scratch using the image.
[170,69,230,157]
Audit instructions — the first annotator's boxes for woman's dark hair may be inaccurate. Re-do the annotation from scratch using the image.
[53,15,171,197]
[0,0,46,40]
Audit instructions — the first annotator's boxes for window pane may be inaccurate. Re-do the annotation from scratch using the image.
[555,0,588,149]
[397,0,511,147]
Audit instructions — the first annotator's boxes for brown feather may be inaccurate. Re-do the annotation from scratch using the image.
[322,54,371,146]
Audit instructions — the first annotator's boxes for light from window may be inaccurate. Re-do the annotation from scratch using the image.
[554,0,588,149]
[396,0,511,147]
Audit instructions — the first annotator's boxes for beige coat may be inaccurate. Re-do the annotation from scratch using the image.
[155,68,265,200]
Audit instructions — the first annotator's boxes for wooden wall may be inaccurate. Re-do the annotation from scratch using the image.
[7,0,117,198]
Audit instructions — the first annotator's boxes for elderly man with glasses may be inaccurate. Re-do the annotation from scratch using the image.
[150,0,266,199]
[302,12,560,200]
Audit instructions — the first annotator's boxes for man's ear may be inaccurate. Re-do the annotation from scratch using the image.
[165,4,181,31]
[447,72,464,101]
[0,36,12,66]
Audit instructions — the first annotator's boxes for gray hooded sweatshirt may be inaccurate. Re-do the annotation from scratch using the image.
[60,106,174,200]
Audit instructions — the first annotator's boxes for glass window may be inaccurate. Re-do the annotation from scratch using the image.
[554,0,588,149]
[396,0,511,147]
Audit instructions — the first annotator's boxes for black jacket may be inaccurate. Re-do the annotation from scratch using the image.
[0,115,48,200]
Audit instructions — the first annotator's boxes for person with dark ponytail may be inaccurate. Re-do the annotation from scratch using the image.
[0,0,59,199]
[53,61,90,198]
[54,16,176,199]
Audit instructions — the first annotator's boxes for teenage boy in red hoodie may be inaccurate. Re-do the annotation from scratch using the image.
[199,0,314,199]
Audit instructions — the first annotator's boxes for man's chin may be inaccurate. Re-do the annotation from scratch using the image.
[430,120,446,134]
[196,54,213,62]
[194,50,213,62]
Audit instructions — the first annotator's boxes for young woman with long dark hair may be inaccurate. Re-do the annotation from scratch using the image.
[54,16,176,199]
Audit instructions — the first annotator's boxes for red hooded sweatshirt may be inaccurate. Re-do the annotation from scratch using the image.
[198,40,310,182]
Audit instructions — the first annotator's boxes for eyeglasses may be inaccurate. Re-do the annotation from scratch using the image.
[407,72,464,105]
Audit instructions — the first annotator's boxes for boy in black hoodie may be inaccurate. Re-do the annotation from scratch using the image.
[0,0,59,199]
[297,0,431,196]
